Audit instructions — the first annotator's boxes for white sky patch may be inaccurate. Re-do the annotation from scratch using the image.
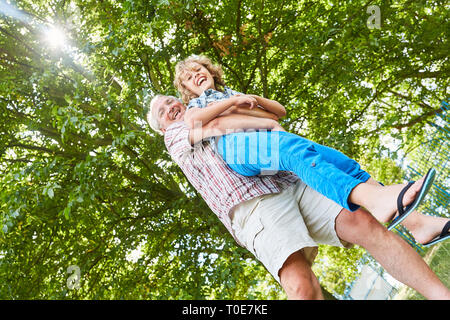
[378,134,405,167]
[360,80,373,89]
[144,25,176,49]
[126,241,146,263]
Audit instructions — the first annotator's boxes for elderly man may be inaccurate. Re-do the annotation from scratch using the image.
[146,94,450,299]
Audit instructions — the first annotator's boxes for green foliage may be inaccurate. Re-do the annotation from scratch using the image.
[0,0,447,299]
[402,109,449,218]
[313,245,366,296]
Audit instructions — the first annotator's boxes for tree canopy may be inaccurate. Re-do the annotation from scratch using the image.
[0,0,448,299]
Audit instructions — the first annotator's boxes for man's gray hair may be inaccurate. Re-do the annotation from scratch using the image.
[146,94,165,135]
[146,94,181,135]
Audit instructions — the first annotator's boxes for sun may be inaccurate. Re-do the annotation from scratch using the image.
[44,26,66,49]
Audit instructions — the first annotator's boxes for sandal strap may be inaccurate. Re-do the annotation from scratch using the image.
[440,221,450,238]
[397,181,415,217]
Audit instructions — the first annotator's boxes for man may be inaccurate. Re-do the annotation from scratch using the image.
[146,94,450,299]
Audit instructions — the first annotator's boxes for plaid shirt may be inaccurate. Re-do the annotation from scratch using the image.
[164,121,298,244]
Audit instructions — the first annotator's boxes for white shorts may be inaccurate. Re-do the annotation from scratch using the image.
[230,179,352,284]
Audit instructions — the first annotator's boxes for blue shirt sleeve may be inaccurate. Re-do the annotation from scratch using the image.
[187,97,207,109]
[225,86,243,96]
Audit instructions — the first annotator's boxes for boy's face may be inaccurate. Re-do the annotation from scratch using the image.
[180,62,215,96]
[152,95,186,132]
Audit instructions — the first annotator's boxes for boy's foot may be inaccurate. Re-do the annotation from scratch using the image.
[366,169,435,227]
[387,168,436,230]
[422,220,450,247]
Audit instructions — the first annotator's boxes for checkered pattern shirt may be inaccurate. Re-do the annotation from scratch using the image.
[164,121,299,244]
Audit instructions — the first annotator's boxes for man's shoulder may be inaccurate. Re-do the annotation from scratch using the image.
[164,121,189,145]
[166,121,188,131]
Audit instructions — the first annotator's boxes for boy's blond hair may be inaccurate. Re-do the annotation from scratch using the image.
[174,55,226,104]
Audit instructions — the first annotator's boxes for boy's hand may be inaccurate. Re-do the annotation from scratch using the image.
[232,95,258,109]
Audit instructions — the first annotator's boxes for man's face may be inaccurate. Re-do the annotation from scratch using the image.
[180,62,215,97]
[152,96,186,132]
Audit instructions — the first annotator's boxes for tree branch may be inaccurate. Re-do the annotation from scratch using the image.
[387,89,432,110]
[392,106,443,130]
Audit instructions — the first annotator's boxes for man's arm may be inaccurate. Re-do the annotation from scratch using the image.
[184,94,285,129]
[188,113,284,145]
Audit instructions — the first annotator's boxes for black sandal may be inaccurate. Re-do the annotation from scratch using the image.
[387,168,436,230]
[423,221,450,247]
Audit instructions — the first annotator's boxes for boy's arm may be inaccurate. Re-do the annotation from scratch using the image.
[184,95,259,129]
[247,94,287,118]
[188,113,284,145]
[230,105,279,121]
[185,95,284,130]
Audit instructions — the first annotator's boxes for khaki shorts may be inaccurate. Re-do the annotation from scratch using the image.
[230,179,352,284]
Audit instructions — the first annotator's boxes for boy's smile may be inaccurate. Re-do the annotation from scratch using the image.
[196,75,207,87]
[181,62,215,96]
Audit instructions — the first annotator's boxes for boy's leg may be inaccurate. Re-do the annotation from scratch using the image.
[347,175,427,223]
[295,181,450,300]
[309,141,371,182]
[360,170,450,245]
[392,210,450,245]
[219,131,370,181]
[219,131,433,222]
[335,207,450,299]
[218,131,364,210]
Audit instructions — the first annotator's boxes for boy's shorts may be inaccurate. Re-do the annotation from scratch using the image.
[230,179,353,284]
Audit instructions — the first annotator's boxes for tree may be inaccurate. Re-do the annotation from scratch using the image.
[0,0,447,299]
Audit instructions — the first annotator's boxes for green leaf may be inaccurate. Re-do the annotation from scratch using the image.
[63,207,70,220]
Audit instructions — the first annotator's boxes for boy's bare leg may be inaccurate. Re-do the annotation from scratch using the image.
[365,178,450,244]
[335,207,450,299]
[347,175,426,223]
